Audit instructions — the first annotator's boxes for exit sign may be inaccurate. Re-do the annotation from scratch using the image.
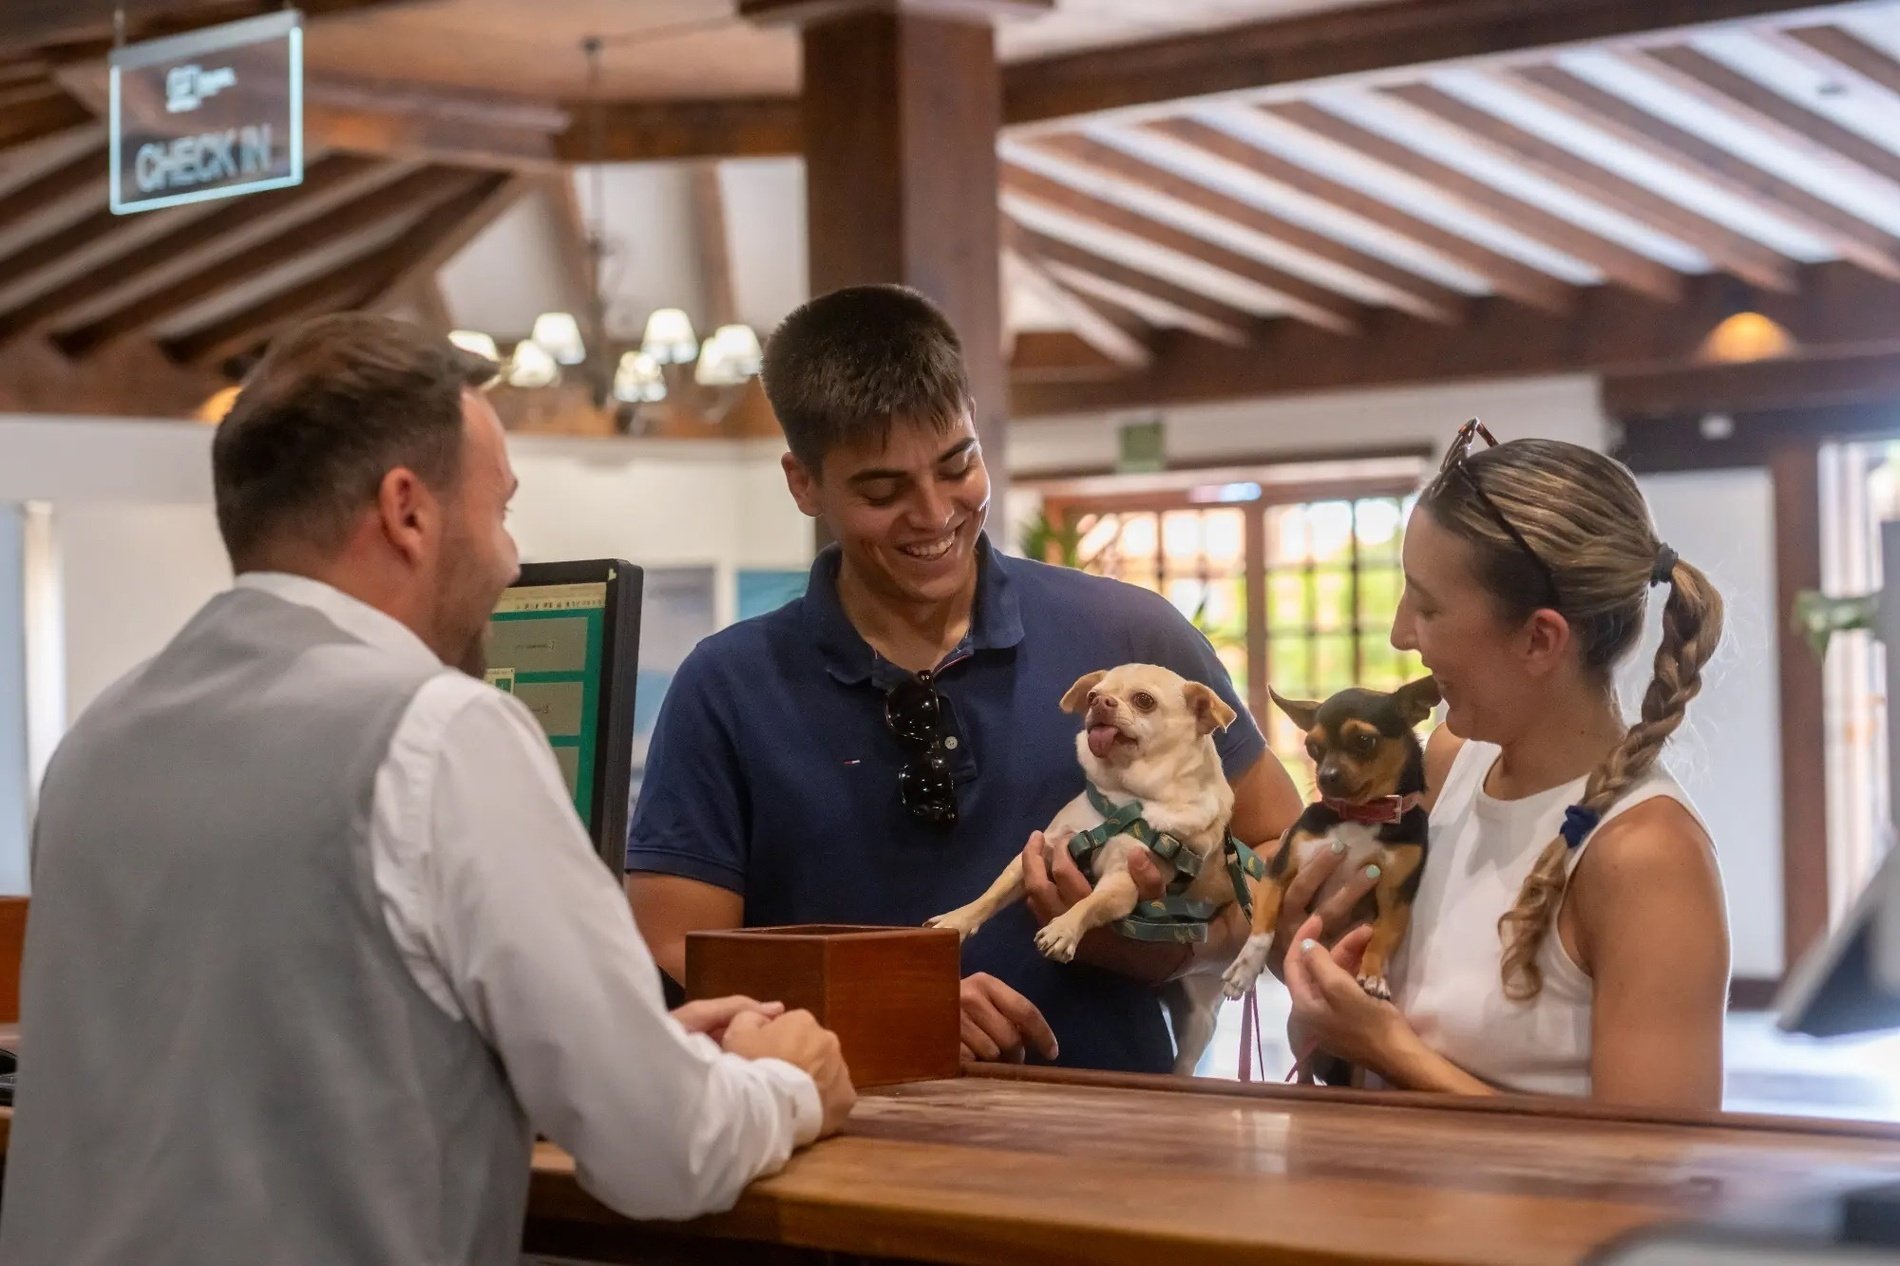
[109,10,304,214]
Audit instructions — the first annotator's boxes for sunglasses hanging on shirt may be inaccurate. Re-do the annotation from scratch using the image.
[884,670,960,831]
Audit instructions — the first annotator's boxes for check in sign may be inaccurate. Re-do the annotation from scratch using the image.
[109,11,304,214]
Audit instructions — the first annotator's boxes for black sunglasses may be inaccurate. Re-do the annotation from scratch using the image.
[1439,419,1564,610]
[884,670,959,831]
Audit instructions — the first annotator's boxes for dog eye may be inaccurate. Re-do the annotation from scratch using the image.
[1355,733,1379,753]
[1132,691,1156,712]
[1305,739,1322,761]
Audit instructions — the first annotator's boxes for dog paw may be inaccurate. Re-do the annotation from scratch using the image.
[924,911,981,943]
[1358,973,1392,1002]
[1221,933,1274,999]
[1034,922,1082,963]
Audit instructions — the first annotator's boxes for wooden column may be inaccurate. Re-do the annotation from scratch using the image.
[746,0,1039,522]
[1769,441,1830,971]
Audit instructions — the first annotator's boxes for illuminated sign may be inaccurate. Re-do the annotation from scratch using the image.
[109,10,303,214]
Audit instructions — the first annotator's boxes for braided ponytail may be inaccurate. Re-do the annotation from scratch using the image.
[1497,558,1725,999]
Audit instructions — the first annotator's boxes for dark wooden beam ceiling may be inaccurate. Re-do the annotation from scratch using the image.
[1145,117,1574,313]
[1030,132,1467,323]
[1010,261,1900,416]
[1265,100,1685,302]
[1383,81,1797,293]
[1001,0,1871,125]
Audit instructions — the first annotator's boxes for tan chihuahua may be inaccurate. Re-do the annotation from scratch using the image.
[927,663,1244,1074]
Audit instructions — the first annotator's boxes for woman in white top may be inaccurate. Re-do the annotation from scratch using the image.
[1280,422,1731,1110]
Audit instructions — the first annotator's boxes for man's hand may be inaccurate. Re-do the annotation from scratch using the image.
[1265,841,1382,982]
[959,972,1060,1063]
[722,1009,857,1137]
[1019,830,1189,984]
[671,995,783,1044]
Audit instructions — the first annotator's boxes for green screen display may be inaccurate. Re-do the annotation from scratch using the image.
[485,580,609,827]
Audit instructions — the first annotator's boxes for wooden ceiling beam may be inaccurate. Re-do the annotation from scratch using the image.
[1515,63,1900,281]
[1030,132,1467,323]
[1604,348,1900,419]
[1004,220,1254,345]
[0,136,105,232]
[1146,117,1573,314]
[1001,159,1362,333]
[1265,100,1684,302]
[1009,330,1129,381]
[0,155,394,347]
[1009,260,1900,416]
[555,99,799,164]
[1385,82,1797,293]
[54,166,473,357]
[1782,24,1900,97]
[0,87,92,152]
[1003,224,1153,370]
[1000,0,1869,126]
[171,174,519,366]
[1645,43,1900,194]
[1,0,423,58]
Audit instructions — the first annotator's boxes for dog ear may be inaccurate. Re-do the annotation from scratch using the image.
[1183,682,1237,736]
[1268,687,1319,733]
[1393,675,1442,727]
[1060,670,1108,714]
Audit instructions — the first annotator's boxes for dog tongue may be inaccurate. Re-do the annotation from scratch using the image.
[1087,724,1121,758]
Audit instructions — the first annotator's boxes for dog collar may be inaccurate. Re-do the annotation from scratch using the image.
[1321,792,1423,825]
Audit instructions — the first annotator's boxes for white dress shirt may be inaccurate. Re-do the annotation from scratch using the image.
[234,572,821,1220]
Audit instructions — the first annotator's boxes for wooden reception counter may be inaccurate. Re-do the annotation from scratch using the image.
[3,1061,1898,1264]
[518,1064,1900,1265]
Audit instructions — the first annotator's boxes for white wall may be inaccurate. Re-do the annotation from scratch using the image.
[0,505,28,894]
[1629,470,1784,979]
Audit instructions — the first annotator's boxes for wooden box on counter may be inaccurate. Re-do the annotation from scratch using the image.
[684,925,960,1088]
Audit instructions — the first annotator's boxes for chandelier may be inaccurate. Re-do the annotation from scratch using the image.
[446,36,764,433]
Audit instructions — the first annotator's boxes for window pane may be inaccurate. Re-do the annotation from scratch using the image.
[1313,568,1352,633]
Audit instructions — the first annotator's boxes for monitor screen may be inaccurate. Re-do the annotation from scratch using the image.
[484,560,642,873]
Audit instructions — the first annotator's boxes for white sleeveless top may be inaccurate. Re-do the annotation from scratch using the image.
[1387,738,1703,1097]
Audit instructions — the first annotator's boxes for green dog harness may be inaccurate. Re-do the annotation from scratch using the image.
[1065,784,1266,944]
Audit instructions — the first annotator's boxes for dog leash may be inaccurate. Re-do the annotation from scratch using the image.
[1237,988,1267,1083]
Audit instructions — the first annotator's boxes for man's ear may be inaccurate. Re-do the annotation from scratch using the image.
[782,452,823,520]
[377,467,432,565]
[1268,687,1319,733]
[1393,676,1441,727]
[1184,682,1237,736]
[1060,670,1108,714]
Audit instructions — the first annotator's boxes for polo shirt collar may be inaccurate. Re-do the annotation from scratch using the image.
[803,533,1025,686]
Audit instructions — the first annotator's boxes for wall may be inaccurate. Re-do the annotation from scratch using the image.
[1628,469,1784,979]
[0,506,27,894]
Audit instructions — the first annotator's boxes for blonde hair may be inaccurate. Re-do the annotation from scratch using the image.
[1420,439,1724,1001]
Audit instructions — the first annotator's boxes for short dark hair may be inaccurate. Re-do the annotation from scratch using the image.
[211,313,497,567]
[760,284,973,471]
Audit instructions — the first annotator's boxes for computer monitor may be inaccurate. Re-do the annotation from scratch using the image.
[483,560,643,874]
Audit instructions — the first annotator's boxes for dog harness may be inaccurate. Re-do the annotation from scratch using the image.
[1066,784,1266,944]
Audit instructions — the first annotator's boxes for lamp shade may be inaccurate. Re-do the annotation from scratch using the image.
[694,323,764,386]
[447,330,500,361]
[506,338,561,389]
[614,351,667,404]
[531,312,588,366]
[641,308,699,365]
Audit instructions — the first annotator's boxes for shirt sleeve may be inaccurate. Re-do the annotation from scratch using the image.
[417,685,821,1221]
[624,646,749,891]
[1128,588,1268,781]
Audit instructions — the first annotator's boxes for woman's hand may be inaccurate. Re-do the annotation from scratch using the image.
[1267,844,1383,982]
[1283,915,1411,1077]
[1020,830,1187,984]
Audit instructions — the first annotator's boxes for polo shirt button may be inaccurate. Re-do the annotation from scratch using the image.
[943,736,960,750]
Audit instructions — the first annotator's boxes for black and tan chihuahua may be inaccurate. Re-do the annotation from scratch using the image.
[1220,676,1440,1003]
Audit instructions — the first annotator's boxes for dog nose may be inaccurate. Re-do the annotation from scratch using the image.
[1316,760,1349,796]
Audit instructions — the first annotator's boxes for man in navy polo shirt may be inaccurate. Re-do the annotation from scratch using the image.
[626,285,1313,1074]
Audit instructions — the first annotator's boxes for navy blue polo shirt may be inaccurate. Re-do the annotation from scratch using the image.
[626,537,1265,1073]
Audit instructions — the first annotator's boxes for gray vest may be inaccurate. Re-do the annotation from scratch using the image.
[0,588,531,1266]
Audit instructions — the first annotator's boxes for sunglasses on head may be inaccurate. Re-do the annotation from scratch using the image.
[1439,419,1564,610]
[884,670,958,831]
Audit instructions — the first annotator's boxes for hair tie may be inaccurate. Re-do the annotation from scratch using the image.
[1650,544,1678,587]
[1561,805,1601,850]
